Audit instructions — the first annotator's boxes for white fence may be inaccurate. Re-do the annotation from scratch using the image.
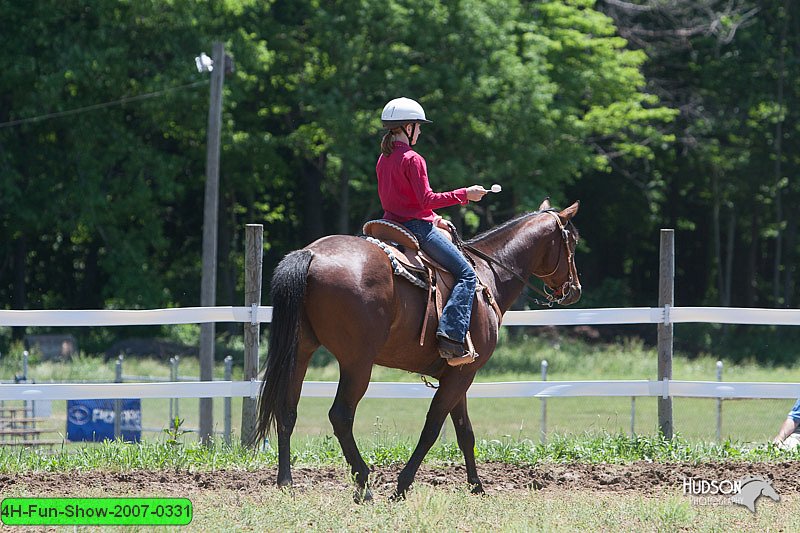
[3,227,797,442]
[2,305,800,402]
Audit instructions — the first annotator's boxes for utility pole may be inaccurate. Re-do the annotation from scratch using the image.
[199,42,225,444]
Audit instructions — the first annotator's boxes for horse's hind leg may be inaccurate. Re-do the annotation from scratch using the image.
[276,339,316,488]
[450,395,484,494]
[328,362,373,502]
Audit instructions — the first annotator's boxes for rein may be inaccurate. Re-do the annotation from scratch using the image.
[461,211,576,308]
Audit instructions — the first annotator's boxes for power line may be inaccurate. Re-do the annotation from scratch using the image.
[0,80,206,129]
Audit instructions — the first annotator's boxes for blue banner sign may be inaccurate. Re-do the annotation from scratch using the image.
[66,399,142,442]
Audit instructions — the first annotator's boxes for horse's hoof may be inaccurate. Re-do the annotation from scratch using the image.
[277,477,293,489]
[389,489,407,502]
[470,484,486,495]
[354,487,373,504]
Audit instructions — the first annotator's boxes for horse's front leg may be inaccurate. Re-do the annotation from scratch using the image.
[450,395,484,494]
[329,363,373,502]
[393,376,472,499]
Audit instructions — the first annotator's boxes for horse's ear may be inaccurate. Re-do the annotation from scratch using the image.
[558,200,580,223]
[538,197,552,211]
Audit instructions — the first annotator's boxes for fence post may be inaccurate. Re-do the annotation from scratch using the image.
[173,356,180,422]
[22,350,31,416]
[540,359,548,444]
[241,224,263,446]
[716,360,723,441]
[114,355,123,440]
[657,229,674,439]
[169,357,175,424]
[630,397,636,436]
[224,355,233,444]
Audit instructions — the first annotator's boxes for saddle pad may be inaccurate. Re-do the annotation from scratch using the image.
[363,220,420,251]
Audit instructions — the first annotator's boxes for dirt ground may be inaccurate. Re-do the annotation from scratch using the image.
[2,461,798,497]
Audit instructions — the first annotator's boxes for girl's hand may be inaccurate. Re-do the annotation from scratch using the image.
[466,185,488,202]
[436,217,454,231]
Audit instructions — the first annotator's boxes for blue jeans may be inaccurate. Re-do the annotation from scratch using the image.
[403,220,476,343]
[789,398,800,422]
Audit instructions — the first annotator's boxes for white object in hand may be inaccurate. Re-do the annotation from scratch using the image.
[490,184,502,193]
[782,433,800,450]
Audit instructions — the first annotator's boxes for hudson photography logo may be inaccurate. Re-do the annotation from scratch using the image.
[681,475,780,513]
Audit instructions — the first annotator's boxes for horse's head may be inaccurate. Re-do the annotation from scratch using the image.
[532,198,581,306]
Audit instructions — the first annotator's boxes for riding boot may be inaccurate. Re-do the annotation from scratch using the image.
[437,336,478,367]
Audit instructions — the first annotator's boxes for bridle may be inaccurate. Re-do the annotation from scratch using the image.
[461,210,578,308]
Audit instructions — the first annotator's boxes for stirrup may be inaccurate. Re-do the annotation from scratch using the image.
[438,336,478,367]
[445,352,478,367]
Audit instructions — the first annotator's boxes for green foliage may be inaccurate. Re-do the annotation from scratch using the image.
[5,0,800,364]
[675,323,800,366]
[0,433,794,473]
[163,417,188,446]
[0,0,673,333]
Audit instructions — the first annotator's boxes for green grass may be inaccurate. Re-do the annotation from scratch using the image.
[0,435,797,532]
[181,487,793,533]
[2,432,798,531]
[0,433,797,473]
[1,480,792,532]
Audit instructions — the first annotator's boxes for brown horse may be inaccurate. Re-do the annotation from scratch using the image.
[255,198,581,500]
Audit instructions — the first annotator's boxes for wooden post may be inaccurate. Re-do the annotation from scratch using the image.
[657,229,674,439]
[199,41,226,444]
[241,224,263,446]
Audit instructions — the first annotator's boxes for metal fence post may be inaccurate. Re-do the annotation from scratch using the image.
[224,355,232,444]
[716,360,723,442]
[630,397,636,436]
[22,350,31,416]
[541,359,548,444]
[114,355,123,439]
[173,355,181,420]
[169,357,175,424]
[173,356,180,422]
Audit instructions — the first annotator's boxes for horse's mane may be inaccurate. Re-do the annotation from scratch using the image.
[466,210,547,245]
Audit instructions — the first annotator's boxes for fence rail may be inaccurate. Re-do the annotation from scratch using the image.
[3,303,800,443]
[2,379,800,402]
[3,304,800,408]
[4,305,800,327]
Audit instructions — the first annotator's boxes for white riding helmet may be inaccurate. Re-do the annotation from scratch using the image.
[381,97,432,128]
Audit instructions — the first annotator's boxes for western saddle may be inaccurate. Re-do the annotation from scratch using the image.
[361,219,502,364]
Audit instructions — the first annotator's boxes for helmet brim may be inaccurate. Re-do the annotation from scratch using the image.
[382,119,432,129]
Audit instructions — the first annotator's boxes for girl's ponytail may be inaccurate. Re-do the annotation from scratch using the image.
[381,130,396,157]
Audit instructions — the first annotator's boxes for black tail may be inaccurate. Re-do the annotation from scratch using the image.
[254,249,313,444]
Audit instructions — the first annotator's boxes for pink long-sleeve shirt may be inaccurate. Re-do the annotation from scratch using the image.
[376,142,468,223]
